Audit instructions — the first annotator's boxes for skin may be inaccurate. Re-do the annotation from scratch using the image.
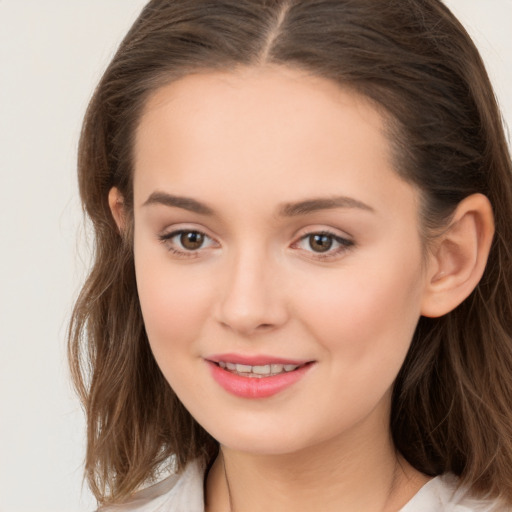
[109,65,495,511]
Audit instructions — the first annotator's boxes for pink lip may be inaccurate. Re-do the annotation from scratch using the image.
[207,353,309,366]
[206,359,315,399]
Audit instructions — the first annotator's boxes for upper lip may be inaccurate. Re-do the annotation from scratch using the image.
[206,353,313,366]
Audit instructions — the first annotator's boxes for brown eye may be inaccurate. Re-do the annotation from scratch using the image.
[293,231,354,259]
[180,231,205,250]
[308,234,333,253]
[159,229,217,257]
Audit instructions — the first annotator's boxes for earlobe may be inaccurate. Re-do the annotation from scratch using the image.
[108,187,126,232]
[421,193,494,318]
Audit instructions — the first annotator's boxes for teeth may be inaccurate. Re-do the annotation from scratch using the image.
[252,365,271,375]
[218,361,302,377]
[271,364,284,374]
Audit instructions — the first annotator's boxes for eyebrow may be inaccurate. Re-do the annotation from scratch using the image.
[279,196,374,216]
[143,191,374,216]
[143,191,214,215]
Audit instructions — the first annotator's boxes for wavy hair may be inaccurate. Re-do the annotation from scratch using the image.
[69,0,512,506]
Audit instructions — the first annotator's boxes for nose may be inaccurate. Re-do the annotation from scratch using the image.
[215,248,289,336]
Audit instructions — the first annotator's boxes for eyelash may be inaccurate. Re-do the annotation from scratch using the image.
[158,229,214,259]
[292,231,354,260]
[158,229,354,260]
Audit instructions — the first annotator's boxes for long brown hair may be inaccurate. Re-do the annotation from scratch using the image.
[69,0,512,506]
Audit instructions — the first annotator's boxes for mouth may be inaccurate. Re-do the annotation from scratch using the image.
[211,360,311,378]
[205,355,316,398]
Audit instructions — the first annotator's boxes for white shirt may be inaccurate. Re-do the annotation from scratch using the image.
[99,460,504,512]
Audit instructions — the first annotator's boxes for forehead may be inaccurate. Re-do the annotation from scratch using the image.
[134,65,388,160]
[132,65,415,218]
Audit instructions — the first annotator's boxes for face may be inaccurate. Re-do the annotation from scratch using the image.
[129,65,430,455]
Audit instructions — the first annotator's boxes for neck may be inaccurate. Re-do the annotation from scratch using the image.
[205,403,430,512]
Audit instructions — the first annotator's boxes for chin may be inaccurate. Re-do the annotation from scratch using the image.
[202,418,326,457]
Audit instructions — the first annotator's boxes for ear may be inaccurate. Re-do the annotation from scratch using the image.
[421,193,495,318]
[108,187,126,232]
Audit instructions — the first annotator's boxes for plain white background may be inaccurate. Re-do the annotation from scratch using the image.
[0,1,510,511]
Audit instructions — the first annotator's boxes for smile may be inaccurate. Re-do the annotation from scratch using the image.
[206,357,315,399]
[217,361,303,378]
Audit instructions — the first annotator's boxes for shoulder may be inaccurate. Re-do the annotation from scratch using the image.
[400,473,508,512]
[97,459,205,512]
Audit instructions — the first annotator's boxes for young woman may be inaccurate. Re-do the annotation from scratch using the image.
[69,1,512,510]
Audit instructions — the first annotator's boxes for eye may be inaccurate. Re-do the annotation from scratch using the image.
[293,231,354,258]
[177,231,206,250]
[307,233,336,253]
[158,229,217,256]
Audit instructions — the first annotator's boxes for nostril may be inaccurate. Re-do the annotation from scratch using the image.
[219,320,276,334]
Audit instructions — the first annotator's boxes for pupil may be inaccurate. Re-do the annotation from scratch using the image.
[310,234,332,252]
[181,231,204,250]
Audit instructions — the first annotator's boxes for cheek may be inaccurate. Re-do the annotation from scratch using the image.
[285,260,424,439]
[294,253,424,381]
[133,245,214,361]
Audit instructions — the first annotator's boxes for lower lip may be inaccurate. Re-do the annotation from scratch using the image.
[206,361,313,399]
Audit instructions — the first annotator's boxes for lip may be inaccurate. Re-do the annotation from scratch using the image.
[206,357,315,399]
[207,353,310,366]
